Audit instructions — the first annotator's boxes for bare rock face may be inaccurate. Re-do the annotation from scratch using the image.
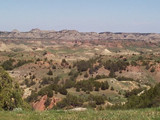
[0,29,160,41]
[47,97,60,109]
[32,95,60,111]
[32,95,47,111]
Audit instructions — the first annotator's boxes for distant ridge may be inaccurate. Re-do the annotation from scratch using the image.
[0,29,160,41]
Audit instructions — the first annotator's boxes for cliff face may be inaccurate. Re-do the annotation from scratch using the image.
[0,29,160,41]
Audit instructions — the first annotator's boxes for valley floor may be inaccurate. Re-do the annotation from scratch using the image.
[0,108,160,120]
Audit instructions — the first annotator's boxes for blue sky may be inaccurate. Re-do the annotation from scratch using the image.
[0,0,160,33]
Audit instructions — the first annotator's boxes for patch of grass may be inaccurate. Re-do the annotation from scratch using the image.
[0,108,160,120]
[125,46,139,52]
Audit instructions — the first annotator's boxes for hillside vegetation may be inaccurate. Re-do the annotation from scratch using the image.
[124,83,160,109]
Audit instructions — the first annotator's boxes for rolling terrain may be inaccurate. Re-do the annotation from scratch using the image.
[0,29,160,112]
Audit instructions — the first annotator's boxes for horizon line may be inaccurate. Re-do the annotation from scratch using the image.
[0,28,159,34]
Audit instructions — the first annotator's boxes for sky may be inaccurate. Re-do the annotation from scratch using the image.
[0,0,160,33]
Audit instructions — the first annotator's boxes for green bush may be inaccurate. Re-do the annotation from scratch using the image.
[150,67,155,73]
[41,77,60,85]
[38,85,53,97]
[89,96,105,105]
[125,88,145,98]
[2,59,32,70]
[64,79,75,89]
[44,98,51,108]
[0,67,28,110]
[25,91,38,103]
[111,87,114,91]
[52,65,56,69]
[1,59,15,70]
[58,87,68,95]
[47,90,53,98]
[47,70,53,75]
[117,77,134,81]
[125,83,160,109]
[84,72,89,78]
[101,81,109,90]
[56,94,84,109]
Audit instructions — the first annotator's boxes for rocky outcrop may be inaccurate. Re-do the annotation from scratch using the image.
[48,97,60,109]
[32,95,47,111]
[32,95,60,111]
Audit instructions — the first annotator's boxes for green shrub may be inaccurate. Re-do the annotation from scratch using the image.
[101,81,109,90]
[1,59,15,70]
[150,67,155,73]
[52,65,56,69]
[117,77,134,81]
[41,77,60,85]
[56,94,84,109]
[84,72,89,78]
[58,87,68,95]
[44,98,51,107]
[109,70,116,78]
[125,83,160,109]
[38,85,53,97]
[25,91,38,103]
[47,90,53,98]
[111,87,114,91]
[125,88,145,98]
[2,59,32,70]
[93,96,105,105]
[0,67,28,110]
[64,79,75,89]
[47,70,53,75]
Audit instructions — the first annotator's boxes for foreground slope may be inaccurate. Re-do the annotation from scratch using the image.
[0,108,160,120]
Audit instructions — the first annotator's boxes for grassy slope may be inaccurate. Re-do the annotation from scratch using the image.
[0,108,160,120]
